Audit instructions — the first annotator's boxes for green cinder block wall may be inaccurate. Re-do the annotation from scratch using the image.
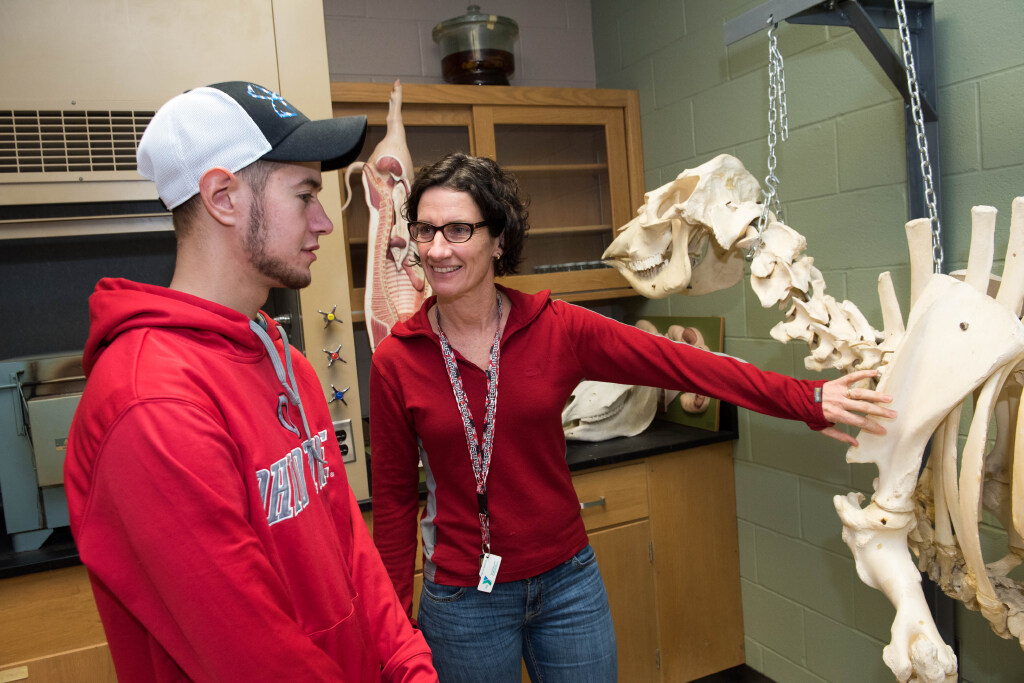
[591,1,1024,681]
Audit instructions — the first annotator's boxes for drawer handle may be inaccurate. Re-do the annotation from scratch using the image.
[579,496,606,510]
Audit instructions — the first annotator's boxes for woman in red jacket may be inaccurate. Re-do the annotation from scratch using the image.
[370,152,894,682]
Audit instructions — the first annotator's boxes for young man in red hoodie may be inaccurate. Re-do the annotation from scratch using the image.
[64,82,437,682]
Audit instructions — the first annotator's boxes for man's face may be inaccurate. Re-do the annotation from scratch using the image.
[243,161,333,290]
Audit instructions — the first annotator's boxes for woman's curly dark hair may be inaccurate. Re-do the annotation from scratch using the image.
[405,152,529,277]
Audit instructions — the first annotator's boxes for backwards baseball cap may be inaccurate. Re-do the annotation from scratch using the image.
[137,81,367,209]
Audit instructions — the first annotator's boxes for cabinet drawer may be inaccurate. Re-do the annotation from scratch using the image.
[572,462,648,530]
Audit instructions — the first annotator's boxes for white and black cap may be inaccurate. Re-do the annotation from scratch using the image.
[137,81,367,209]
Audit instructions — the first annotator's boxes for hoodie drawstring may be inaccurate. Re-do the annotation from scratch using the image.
[250,316,328,465]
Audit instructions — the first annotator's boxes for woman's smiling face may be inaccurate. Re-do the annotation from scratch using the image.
[415,186,501,300]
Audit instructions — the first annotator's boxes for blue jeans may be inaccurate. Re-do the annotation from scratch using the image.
[418,544,617,683]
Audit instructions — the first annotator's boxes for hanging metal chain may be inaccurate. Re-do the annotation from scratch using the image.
[770,23,789,147]
[750,17,789,259]
[895,0,943,273]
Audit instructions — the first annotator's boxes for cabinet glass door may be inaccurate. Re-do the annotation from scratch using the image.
[494,123,613,276]
[333,89,641,309]
[485,106,631,299]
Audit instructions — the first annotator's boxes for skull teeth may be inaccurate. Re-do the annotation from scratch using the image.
[577,393,630,424]
[628,254,664,272]
[634,265,664,279]
[627,255,667,280]
[580,409,619,424]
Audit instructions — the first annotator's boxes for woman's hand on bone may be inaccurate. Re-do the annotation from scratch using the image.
[819,369,897,447]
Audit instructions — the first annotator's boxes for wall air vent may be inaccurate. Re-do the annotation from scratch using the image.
[0,109,153,174]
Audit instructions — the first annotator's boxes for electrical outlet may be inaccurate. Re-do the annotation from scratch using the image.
[333,418,355,464]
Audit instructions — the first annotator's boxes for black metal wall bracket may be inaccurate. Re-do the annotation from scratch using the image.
[723,0,941,258]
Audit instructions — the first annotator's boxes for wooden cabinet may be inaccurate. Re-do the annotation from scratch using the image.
[0,565,116,682]
[575,461,660,682]
[330,82,646,317]
[646,443,746,680]
[571,443,744,682]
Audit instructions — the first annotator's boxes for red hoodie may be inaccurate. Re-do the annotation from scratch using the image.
[65,278,436,682]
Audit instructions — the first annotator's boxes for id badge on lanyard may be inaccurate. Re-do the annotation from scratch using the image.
[478,552,502,593]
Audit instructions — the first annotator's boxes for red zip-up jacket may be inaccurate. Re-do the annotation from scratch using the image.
[65,278,436,682]
[370,286,828,617]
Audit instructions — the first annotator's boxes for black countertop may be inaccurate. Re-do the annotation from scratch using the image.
[0,526,80,580]
[565,410,737,472]
[1,405,738,579]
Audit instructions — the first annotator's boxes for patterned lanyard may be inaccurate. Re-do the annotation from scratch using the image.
[436,292,502,556]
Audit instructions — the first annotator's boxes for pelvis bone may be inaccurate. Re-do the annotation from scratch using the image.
[342,80,429,350]
[837,200,1024,683]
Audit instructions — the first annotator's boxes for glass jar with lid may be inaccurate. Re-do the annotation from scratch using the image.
[432,5,519,85]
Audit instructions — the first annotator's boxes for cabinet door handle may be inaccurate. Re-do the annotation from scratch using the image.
[579,496,606,510]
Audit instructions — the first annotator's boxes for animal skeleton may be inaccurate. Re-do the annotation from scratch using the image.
[604,153,1024,682]
[342,80,429,350]
[604,154,887,376]
[834,202,1024,683]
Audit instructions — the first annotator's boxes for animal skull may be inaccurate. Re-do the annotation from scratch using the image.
[563,320,715,441]
[561,380,658,442]
[602,154,763,298]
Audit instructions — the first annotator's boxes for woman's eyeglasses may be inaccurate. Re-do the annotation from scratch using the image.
[408,221,489,244]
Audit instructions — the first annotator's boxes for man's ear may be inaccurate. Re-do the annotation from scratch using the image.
[198,167,240,226]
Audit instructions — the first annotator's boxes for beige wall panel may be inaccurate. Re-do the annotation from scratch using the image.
[0,0,280,110]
